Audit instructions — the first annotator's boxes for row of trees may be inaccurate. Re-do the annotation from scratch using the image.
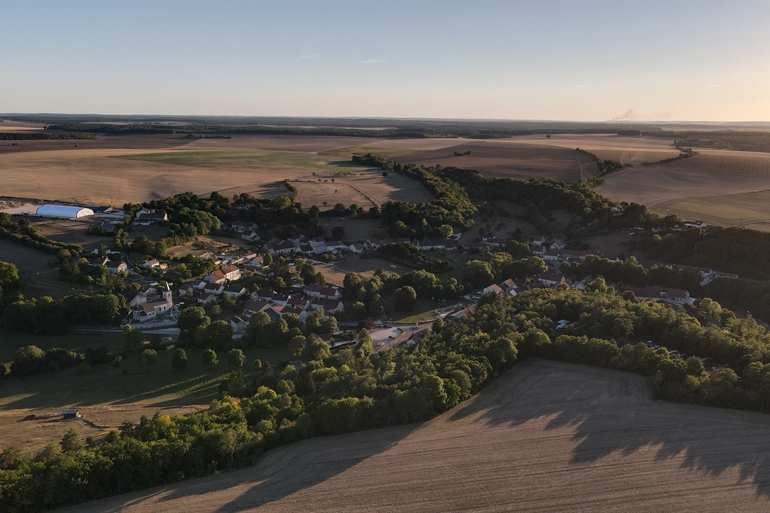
[2,294,128,335]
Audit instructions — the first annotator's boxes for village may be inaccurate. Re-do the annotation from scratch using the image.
[103,209,742,355]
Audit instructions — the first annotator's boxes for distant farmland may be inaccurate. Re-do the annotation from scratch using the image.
[394,141,599,182]
[66,360,770,513]
[597,149,770,229]
[500,133,681,166]
[0,136,453,206]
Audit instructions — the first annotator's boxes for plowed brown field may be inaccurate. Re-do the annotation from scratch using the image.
[64,360,770,512]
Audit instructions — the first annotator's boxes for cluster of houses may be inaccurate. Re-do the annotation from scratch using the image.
[482,279,519,297]
[230,283,345,334]
[178,265,245,305]
[263,236,416,256]
[230,221,260,242]
[529,236,620,264]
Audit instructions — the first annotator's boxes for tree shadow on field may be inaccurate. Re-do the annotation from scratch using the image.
[451,358,770,499]
[127,424,419,512]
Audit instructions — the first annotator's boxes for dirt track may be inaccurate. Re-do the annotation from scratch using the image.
[64,359,770,512]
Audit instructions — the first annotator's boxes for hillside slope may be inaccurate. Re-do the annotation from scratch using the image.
[63,360,770,512]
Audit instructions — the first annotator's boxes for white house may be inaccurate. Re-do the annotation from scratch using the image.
[230,315,248,333]
[482,284,503,295]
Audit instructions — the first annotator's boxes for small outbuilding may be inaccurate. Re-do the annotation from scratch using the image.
[36,204,94,219]
[62,408,81,420]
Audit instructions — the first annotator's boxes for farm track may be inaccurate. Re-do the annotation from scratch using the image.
[64,360,770,512]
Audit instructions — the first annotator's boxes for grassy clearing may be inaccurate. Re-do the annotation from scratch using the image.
[0,345,291,451]
[0,240,88,299]
[0,345,291,410]
[0,330,123,365]
[115,150,368,174]
[387,298,441,324]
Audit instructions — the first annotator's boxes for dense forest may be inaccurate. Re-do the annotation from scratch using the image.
[632,226,770,281]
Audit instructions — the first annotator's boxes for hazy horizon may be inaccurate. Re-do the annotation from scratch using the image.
[1,0,768,121]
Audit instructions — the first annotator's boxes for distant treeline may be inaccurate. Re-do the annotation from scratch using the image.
[0,133,96,140]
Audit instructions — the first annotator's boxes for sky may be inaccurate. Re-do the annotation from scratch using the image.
[0,0,769,121]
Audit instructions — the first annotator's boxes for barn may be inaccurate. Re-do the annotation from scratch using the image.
[36,204,94,219]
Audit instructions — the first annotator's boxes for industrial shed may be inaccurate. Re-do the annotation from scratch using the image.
[35,204,94,219]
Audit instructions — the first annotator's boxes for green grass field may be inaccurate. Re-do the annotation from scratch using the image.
[319,145,417,159]
[115,150,369,174]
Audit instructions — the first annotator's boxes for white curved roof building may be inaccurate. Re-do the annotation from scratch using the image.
[36,204,94,219]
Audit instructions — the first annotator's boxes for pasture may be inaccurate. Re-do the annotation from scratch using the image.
[0,345,291,453]
[295,171,433,212]
[596,149,770,228]
[0,240,84,298]
[65,359,770,513]
[394,141,599,182]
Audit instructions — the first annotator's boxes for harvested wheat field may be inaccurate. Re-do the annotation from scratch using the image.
[0,134,190,155]
[500,133,681,166]
[65,359,770,513]
[183,135,470,155]
[0,147,370,206]
[395,141,598,182]
[596,149,770,227]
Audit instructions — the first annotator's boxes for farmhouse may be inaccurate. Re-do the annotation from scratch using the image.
[223,284,246,297]
[36,204,94,219]
[86,255,109,267]
[105,261,127,274]
[222,265,241,281]
[206,270,227,285]
[142,259,160,269]
[483,284,503,295]
[241,230,260,242]
[134,209,168,225]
